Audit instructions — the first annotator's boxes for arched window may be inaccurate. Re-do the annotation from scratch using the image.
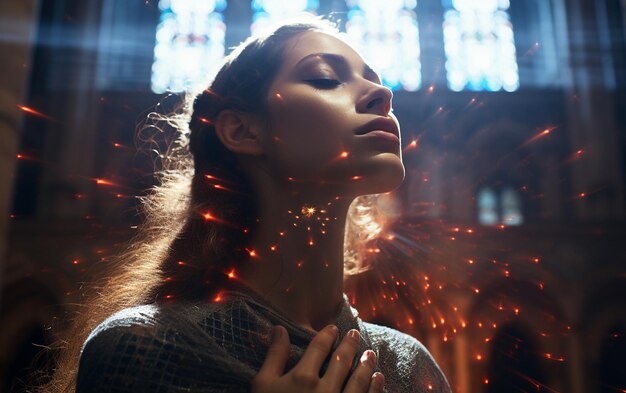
[442,0,519,92]
[478,186,523,226]
[478,187,499,225]
[344,0,422,91]
[251,0,319,35]
[151,0,227,93]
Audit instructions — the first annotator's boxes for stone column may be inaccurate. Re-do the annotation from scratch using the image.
[0,0,39,306]
[564,0,625,220]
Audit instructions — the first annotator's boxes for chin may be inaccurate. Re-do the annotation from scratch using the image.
[354,155,406,195]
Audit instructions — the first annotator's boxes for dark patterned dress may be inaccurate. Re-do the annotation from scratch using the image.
[76,282,451,392]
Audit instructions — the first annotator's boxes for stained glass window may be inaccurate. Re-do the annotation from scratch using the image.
[442,0,519,92]
[251,0,319,35]
[345,0,422,91]
[478,186,523,226]
[151,0,227,93]
[478,187,499,225]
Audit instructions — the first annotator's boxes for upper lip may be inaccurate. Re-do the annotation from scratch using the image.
[355,117,399,138]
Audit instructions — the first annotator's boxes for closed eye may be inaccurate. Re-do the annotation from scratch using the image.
[304,78,342,89]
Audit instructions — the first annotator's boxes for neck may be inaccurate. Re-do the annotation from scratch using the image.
[236,183,354,332]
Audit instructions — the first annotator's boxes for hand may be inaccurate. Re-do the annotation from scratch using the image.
[251,324,385,393]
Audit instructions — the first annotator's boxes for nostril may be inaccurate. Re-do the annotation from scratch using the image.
[366,97,383,109]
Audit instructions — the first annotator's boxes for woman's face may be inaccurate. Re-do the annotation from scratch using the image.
[260,31,405,196]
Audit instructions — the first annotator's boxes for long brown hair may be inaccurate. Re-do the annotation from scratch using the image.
[35,15,388,393]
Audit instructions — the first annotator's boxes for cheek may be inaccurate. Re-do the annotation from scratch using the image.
[265,91,352,176]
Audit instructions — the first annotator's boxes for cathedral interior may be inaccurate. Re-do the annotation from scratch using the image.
[1,0,625,392]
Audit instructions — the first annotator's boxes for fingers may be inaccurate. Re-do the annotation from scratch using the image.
[368,372,385,393]
[343,349,384,393]
[294,324,339,375]
[256,325,290,379]
[323,329,361,389]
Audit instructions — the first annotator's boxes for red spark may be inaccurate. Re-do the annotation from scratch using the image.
[339,151,349,158]
[213,291,223,302]
[403,140,418,152]
[17,105,53,120]
[521,126,558,147]
[94,178,118,187]
[227,269,237,279]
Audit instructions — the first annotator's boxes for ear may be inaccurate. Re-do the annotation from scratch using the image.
[213,110,265,156]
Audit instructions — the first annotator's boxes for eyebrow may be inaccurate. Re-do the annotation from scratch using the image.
[294,52,380,83]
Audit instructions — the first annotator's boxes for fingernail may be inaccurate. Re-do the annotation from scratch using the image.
[348,329,360,340]
[372,372,384,388]
[360,350,376,366]
[272,326,282,342]
[328,324,339,335]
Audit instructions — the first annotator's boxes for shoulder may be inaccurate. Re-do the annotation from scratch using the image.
[362,322,452,393]
[76,303,249,392]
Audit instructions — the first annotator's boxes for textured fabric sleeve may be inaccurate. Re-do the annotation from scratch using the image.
[409,337,452,393]
[76,322,249,393]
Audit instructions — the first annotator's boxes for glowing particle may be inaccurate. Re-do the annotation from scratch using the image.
[340,151,349,158]
[227,269,237,279]
[213,292,223,302]
[17,105,52,119]
[203,212,214,221]
[95,178,116,186]
[476,354,482,361]
[246,249,257,257]
[351,175,362,180]
[177,260,186,266]
[301,205,316,217]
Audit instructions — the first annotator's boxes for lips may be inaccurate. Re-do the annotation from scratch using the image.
[354,117,400,138]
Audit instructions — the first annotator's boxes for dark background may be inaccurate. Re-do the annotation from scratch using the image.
[0,0,625,392]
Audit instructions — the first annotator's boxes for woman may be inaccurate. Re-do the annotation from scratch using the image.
[43,16,451,393]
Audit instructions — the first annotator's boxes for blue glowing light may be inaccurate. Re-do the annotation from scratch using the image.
[151,0,227,93]
[443,0,519,92]
[345,0,422,91]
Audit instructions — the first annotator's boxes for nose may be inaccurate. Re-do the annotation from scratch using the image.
[357,82,393,116]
